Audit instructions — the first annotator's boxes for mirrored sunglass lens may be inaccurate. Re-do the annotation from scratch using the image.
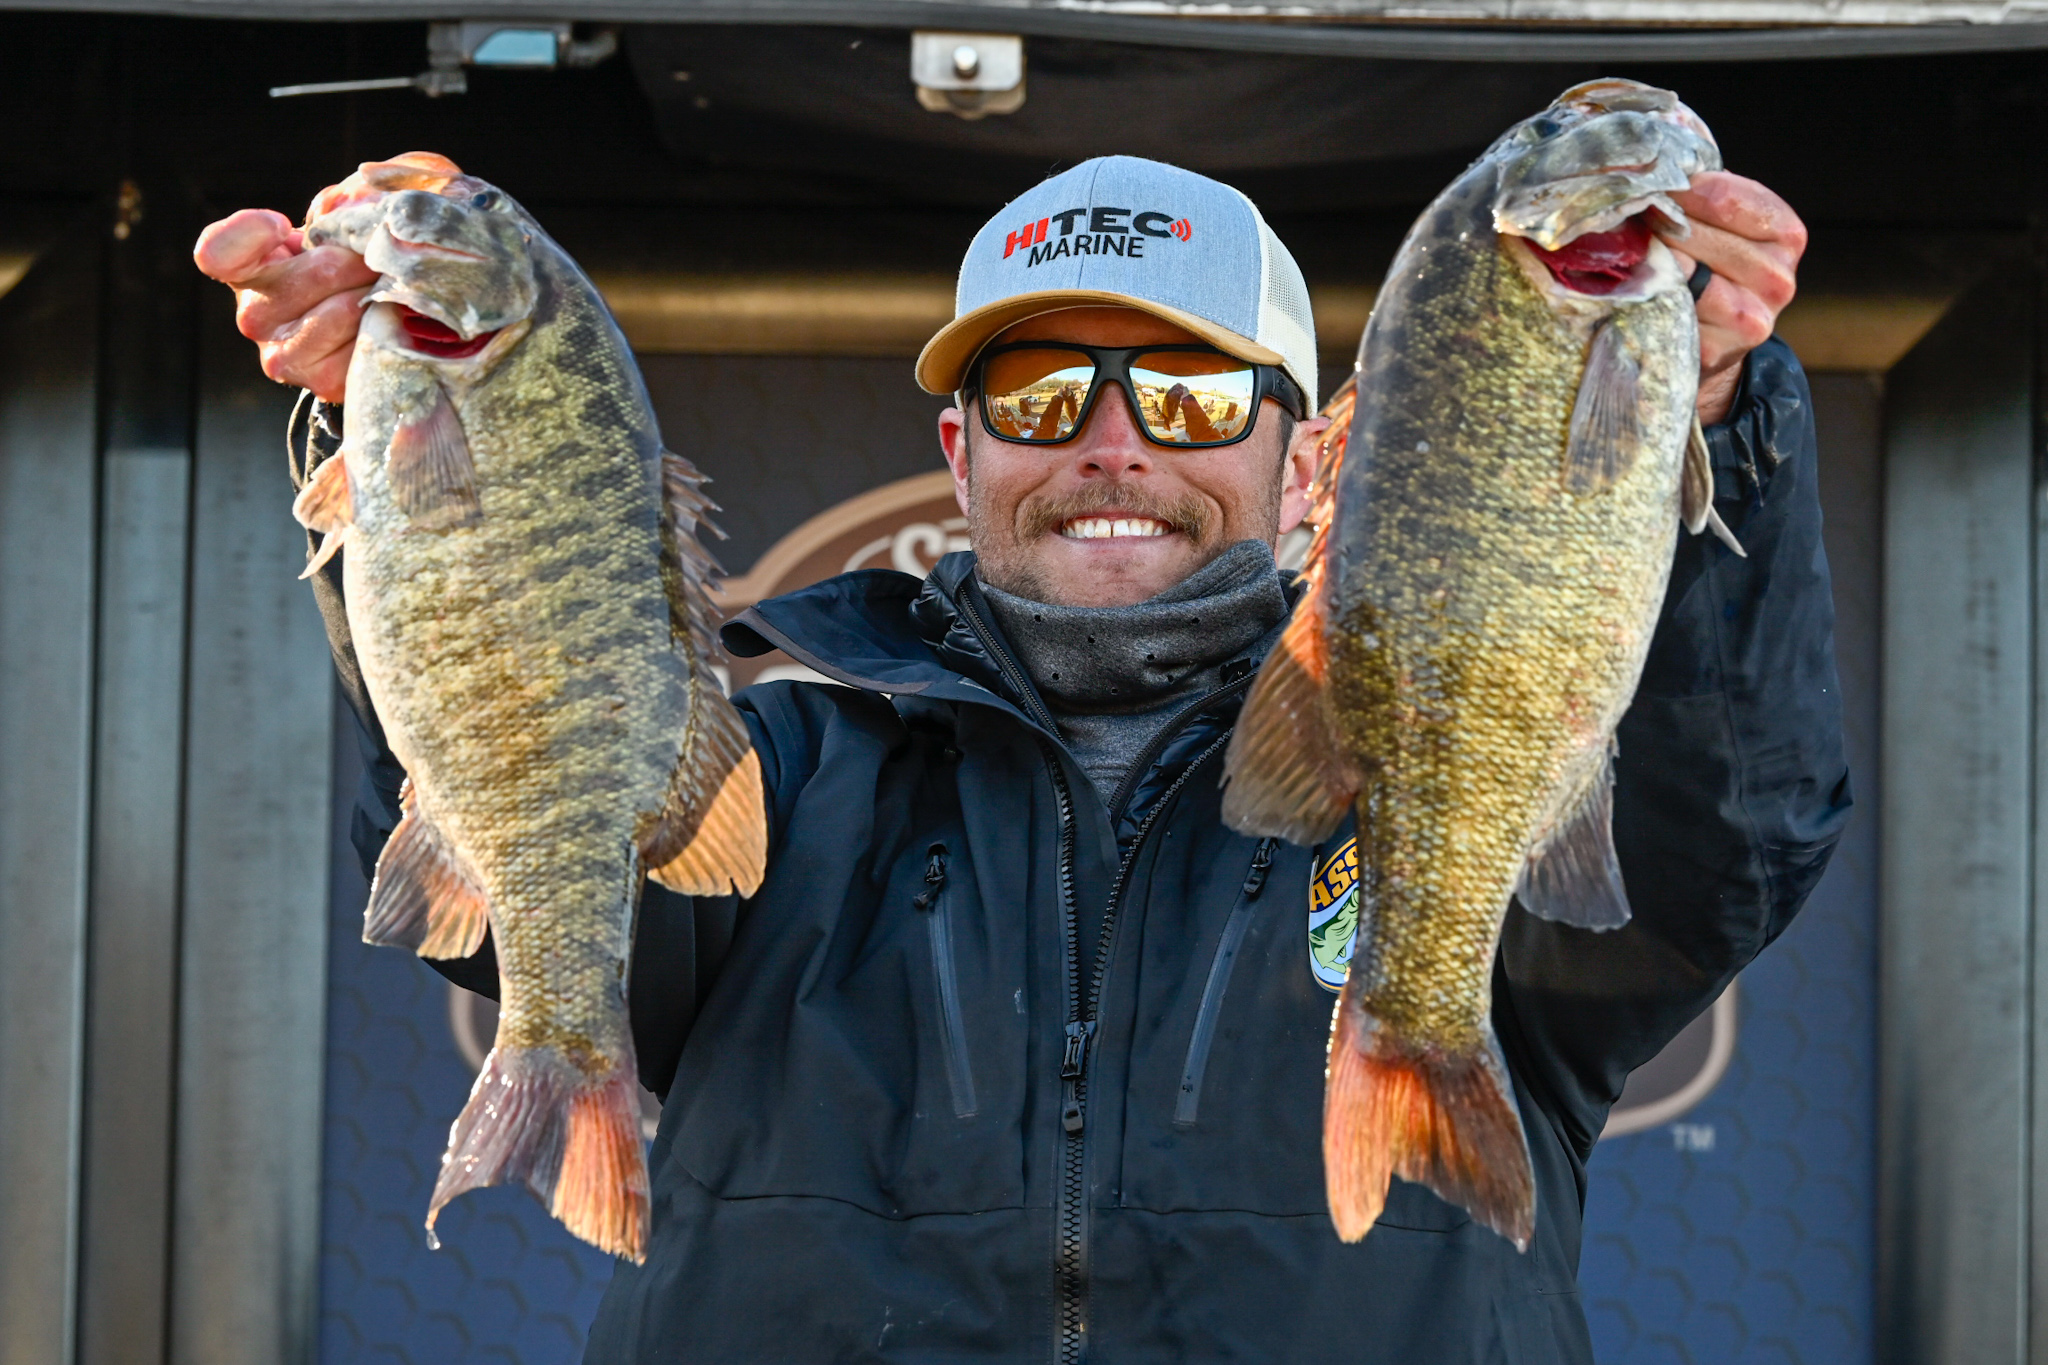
[1131,354,1258,444]
[982,349,1096,442]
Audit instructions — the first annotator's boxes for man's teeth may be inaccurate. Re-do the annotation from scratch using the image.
[1060,517,1171,540]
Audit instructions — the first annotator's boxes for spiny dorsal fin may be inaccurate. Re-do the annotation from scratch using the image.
[642,449,767,897]
[1221,377,1362,844]
[365,779,491,959]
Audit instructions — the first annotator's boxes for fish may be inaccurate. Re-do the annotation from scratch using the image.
[1221,80,1729,1250]
[287,152,767,1262]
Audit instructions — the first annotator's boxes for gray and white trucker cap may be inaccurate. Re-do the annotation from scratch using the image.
[916,156,1318,404]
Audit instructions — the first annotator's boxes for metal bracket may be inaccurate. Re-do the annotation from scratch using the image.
[911,31,1025,120]
[270,21,617,99]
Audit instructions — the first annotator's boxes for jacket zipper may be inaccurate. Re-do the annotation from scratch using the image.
[914,843,978,1119]
[1174,837,1276,1127]
[951,588,1250,1365]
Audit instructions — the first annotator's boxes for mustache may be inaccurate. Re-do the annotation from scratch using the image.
[1016,482,1216,542]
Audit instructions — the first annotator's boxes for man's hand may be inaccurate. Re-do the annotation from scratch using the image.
[1656,171,1807,426]
[193,208,378,404]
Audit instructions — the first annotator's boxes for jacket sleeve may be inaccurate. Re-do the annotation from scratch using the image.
[1497,338,1854,1156]
[296,394,767,1099]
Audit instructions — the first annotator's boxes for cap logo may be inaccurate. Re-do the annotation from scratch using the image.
[998,204,1189,267]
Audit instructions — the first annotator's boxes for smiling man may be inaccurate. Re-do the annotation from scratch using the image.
[197,153,1848,1362]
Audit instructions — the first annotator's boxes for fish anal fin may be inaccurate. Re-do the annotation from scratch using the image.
[1222,580,1357,844]
[1564,323,1643,496]
[1515,748,1632,931]
[365,783,491,959]
[388,386,481,530]
[427,1046,649,1263]
[1324,997,1535,1250]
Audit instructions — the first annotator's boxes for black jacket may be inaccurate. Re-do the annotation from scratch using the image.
[339,338,1850,1363]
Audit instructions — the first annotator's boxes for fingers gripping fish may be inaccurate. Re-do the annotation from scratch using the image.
[1223,81,1730,1251]
[289,153,767,1262]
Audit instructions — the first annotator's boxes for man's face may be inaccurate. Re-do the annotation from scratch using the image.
[937,307,1325,608]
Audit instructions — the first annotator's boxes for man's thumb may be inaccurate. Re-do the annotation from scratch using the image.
[193,209,299,287]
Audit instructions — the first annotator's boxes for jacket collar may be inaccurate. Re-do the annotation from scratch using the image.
[722,550,1299,740]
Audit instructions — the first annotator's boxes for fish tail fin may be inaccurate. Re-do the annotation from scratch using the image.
[1221,581,1357,843]
[427,1045,649,1263]
[1324,995,1535,1251]
[642,672,767,898]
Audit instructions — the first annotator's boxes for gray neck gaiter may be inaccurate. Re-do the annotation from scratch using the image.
[979,539,1290,803]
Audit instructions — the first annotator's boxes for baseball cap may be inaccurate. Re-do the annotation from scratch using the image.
[916,156,1318,405]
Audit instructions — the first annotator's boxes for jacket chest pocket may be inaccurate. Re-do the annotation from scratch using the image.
[668,825,1029,1220]
[914,842,978,1119]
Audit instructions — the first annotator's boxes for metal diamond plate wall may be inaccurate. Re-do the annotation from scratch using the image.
[1579,374,1880,1365]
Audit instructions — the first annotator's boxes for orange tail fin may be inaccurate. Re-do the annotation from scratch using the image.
[427,1046,650,1263]
[1323,994,1535,1250]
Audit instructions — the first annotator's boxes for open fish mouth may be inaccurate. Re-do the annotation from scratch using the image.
[1521,213,1656,296]
[395,305,500,359]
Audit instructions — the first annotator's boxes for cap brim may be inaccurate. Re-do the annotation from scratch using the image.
[914,289,1286,395]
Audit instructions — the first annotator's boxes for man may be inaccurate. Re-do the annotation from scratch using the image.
[197,152,1845,1361]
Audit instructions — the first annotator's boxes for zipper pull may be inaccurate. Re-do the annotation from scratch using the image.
[1060,1020,1097,1133]
[912,843,948,911]
[1241,837,1276,899]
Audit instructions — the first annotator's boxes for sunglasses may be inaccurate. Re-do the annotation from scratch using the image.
[972,342,1306,449]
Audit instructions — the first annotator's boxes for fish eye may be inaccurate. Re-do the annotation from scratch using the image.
[1523,116,1565,141]
[470,190,499,210]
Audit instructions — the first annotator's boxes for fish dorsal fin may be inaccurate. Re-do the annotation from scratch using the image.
[1514,746,1631,931]
[1221,377,1362,844]
[365,779,492,959]
[640,448,767,898]
[291,454,355,579]
[1564,323,1642,496]
[1681,415,1748,557]
[387,385,482,530]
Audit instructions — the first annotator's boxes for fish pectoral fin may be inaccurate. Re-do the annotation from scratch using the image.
[1221,577,1358,845]
[428,1046,649,1263]
[364,783,491,959]
[1324,997,1534,1251]
[1563,322,1643,496]
[387,385,482,529]
[642,672,767,898]
[1514,747,1632,931]
[293,452,354,531]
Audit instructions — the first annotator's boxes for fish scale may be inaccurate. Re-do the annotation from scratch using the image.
[1224,79,1722,1251]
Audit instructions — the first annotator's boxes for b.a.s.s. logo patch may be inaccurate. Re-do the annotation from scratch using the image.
[1308,837,1361,993]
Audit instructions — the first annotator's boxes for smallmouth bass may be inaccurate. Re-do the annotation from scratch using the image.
[288,153,766,1262]
[1223,81,1731,1249]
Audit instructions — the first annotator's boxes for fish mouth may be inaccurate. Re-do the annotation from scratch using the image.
[395,305,500,359]
[1521,213,1655,296]
[1059,514,1174,541]
[386,231,488,263]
